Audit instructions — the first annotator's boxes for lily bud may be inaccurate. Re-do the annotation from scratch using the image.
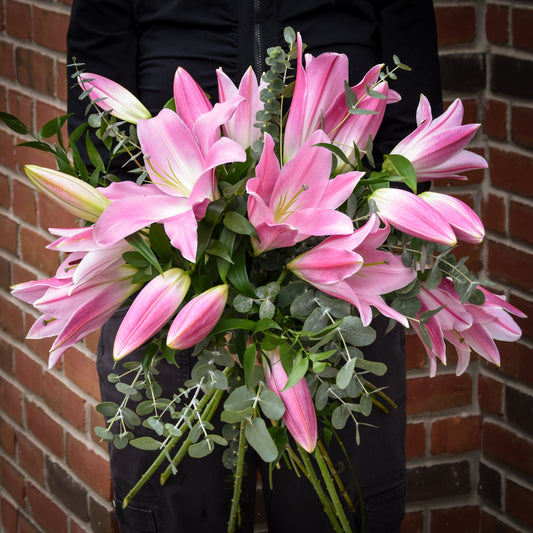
[79,72,152,124]
[370,187,457,246]
[167,284,228,349]
[114,268,191,360]
[264,350,317,453]
[25,165,110,223]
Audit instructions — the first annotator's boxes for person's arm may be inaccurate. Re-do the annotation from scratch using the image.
[374,0,442,156]
[67,0,138,178]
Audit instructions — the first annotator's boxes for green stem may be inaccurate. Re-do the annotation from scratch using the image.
[314,446,352,532]
[159,386,225,484]
[227,420,247,533]
[297,446,343,533]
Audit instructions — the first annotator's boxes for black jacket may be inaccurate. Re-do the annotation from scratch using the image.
[67,0,442,158]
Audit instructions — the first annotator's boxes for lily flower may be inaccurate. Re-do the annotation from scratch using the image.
[25,165,110,223]
[410,279,525,376]
[12,253,141,368]
[167,284,228,350]
[370,187,457,246]
[263,349,317,453]
[78,72,151,123]
[114,268,191,360]
[283,34,348,162]
[217,66,264,149]
[247,132,363,254]
[288,214,417,327]
[390,95,488,181]
[419,191,485,243]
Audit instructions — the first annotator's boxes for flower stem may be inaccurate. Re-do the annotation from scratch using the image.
[314,445,352,532]
[227,420,247,533]
[297,445,343,533]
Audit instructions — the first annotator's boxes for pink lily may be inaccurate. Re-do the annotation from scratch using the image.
[370,187,457,246]
[419,191,485,243]
[167,284,228,350]
[12,255,141,368]
[114,268,191,360]
[247,132,363,254]
[78,72,151,124]
[25,165,110,223]
[263,349,317,453]
[283,34,348,162]
[411,279,525,376]
[217,67,264,149]
[390,95,488,181]
[93,181,198,262]
[323,64,400,167]
[288,214,417,327]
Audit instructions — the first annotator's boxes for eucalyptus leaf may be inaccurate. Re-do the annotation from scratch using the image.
[336,316,376,347]
[354,358,387,377]
[331,404,351,430]
[220,407,255,424]
[258,389,285,420]
[189,439,216,459]
[130,436,162,451]
[336,358,357,389]
[224,386,256,412]
[95,401,119,417]
[245,418,278,462]
[94,426,114,441]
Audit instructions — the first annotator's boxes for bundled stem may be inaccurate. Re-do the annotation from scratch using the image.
[227,420,248,533]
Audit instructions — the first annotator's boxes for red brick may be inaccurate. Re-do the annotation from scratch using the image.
[405,333,427,371]
[17,432,44,483]
[89,407,108,450]
[407,373,473,415]
[19,227,59,277]
[0,375,23,424]
[505,479,533,529]
[15,47,55,94]
[15,141,57,170]
[486,4,509,44]
[482,193,506,235]
[0,42,16,79]
[430,415,481,454]
[14,348,42,395]
[478,373,503,415]
[489,147,533,197]
[63,348,100,400]
[33,6,69,53]
[13,179,38,225]
[27,482,68,533]
[19,514,41,533]
[513,7,533,51]
[452,240,482,275]
[0,256,10,293]
[480,510,521,532]
[38,194,79,231]
[511,105,533,149]
[509,294,533,340]
[509,199,533,246]
[0,417,17,456]
[56,59,68,102]
[0,294,24,343]
[484,99,507,140]
[36,100,68,142]
[25,400,64,457]
[0,213,17,254]
[406,421,425,459]
[0,130,16,169]
[1,457,25,505]
[430,506,480,533]
[435,6,476,46]
[401,511,423,533]
[66,434,112,499]
[499,341,533,385]
[12,261,36,286]
[58,381,86,431]
[0,171,10,209]
[0,336,13,373]
[483,421,533,477]
[85,329,100,355]
[6,0,32,40]
[1,496,18,533]
[487,239,533,292]
[8,90,33,133]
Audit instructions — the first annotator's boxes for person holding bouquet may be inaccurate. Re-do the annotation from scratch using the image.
[66,1,443,531]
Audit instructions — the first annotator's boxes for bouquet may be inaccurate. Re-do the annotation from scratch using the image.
[4,29,525,532]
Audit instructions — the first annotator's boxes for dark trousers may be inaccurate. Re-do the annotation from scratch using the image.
[98,310,406,533]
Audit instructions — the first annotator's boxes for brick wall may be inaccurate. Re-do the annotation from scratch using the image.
[0,2,531,532]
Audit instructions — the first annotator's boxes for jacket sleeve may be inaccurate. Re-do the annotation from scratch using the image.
[374,0,442,156]
[67,0,138,178]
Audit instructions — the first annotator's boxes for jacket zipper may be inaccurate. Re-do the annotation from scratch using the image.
[252,0,263,81]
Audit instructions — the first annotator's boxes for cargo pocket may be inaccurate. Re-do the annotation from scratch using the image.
[114,498,157,533]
